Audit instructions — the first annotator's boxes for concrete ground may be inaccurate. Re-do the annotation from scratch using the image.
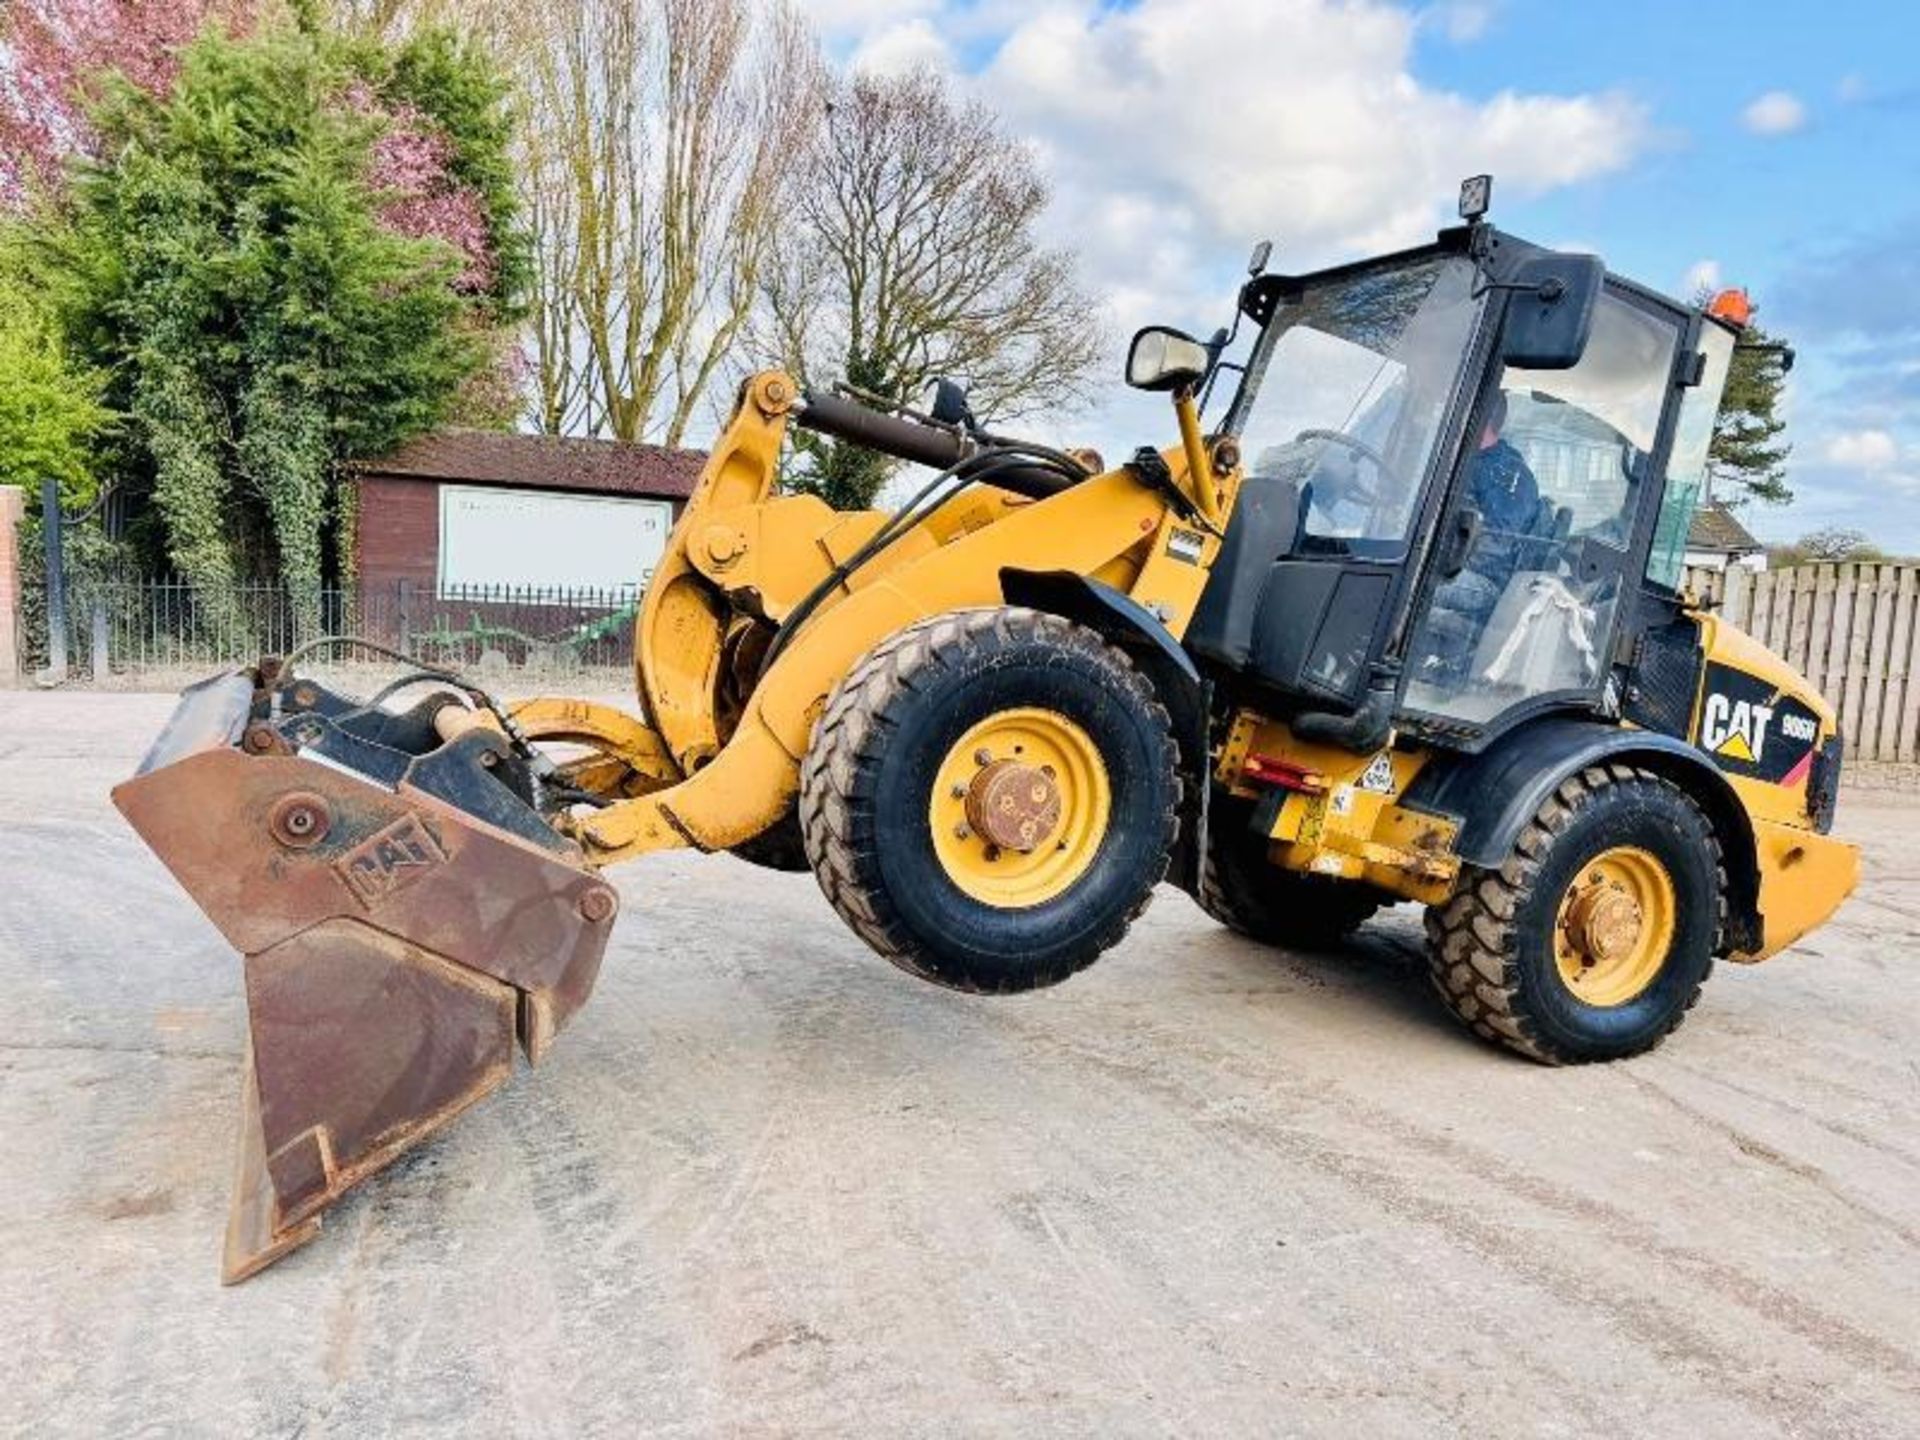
[2,690,1917,1438]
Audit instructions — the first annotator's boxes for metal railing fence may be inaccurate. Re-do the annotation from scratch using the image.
[21,576,642,688]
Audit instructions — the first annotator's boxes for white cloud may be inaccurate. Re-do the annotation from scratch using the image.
[849,18,953,75]
[1741,90,1807,136]
[1682,258,1721,296]
[793,0,1656,457]
[802,0,939,31]
[987,2,1641,249]
[1823,428,1900,470]
[978,0,1646,339]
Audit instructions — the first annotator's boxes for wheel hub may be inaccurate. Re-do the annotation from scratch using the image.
[1552,845,1677,1007]
[928,706,1113,909]
[1564,885,1644,965]
[964,760,1062,853]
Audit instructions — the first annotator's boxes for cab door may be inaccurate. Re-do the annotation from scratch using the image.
[1401,282,1687,738]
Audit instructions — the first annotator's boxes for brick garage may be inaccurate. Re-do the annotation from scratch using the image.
[352,430,704,600]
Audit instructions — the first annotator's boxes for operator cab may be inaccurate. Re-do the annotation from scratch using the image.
[1181,177,1738,753]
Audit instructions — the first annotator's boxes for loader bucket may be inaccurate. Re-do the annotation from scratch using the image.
[113,669,618,1282]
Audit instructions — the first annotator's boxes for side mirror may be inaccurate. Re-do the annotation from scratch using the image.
[1126,326,1210,393]
[918,376,975,430]
[1500,254,1603,370]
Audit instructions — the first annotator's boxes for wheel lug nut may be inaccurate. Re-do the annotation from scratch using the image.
[951,783,968,799]
[974,748,992,766]
[954,823,971,839]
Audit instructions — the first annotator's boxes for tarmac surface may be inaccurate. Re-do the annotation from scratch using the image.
[2,689,1917,1437]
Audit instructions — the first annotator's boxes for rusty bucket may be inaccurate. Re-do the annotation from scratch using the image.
[113,669,617,1282]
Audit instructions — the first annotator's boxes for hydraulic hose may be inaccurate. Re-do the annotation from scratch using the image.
[795,391,1078,500]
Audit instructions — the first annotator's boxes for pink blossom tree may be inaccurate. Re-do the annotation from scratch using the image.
[1,2,499,301]
[0,0,251,206]
[347,84,497,294]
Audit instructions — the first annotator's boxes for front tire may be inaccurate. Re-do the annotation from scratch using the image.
[1424,763,1721,1064]
[799,607,1179,992]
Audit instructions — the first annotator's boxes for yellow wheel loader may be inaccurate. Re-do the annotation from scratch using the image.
[116,181,1859,1281]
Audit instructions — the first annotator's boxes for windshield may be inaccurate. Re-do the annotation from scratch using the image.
[1221,253,1481,553]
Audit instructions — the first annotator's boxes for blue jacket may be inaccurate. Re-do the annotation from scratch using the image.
[1467,438,1541,588]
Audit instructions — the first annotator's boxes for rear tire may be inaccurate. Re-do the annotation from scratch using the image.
[1424,763,1721,1064]
[1199,795,1382,949]
[800,607,1179,993]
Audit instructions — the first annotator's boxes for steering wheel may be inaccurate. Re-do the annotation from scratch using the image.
[1294,428,1402,507]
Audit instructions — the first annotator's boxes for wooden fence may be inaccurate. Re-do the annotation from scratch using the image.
[1682,563,1920,764]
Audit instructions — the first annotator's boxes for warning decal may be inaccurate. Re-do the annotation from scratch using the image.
[1356,751,1397,795]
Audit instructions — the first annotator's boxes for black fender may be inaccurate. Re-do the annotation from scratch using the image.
[999,569,1203,738]
[999,569,1209,890]
[1403,717,1762,953]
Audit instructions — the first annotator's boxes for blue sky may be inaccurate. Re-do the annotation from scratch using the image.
[798,0,1920,551]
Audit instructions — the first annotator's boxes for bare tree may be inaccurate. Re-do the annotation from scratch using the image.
[519,0,819,444]
[765,69,1103,510]
[1777,527,1882,566]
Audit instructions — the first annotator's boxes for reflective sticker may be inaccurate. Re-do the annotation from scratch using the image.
[1166,528,1205,565]
[1329,785,1355,816]
[1356,751,1397,795]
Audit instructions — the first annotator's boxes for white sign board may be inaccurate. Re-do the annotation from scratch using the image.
[437,485,672,597]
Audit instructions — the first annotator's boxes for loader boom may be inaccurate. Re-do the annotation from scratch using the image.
[521,372,1241,865]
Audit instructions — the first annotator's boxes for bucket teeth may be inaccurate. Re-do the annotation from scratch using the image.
[114,673,618,1283]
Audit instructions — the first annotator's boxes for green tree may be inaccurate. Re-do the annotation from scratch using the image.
[0,227,114,505]
[1709,319,1792,506]
[55,20,521,633]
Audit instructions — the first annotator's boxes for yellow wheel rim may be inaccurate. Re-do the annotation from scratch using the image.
[1553,845,1677,1007]
[928,707,1112,909]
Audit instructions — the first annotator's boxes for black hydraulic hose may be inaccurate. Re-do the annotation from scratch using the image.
[270,635,542,768]
[795,391,1082,500]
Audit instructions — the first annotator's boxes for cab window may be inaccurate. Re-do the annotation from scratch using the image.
[1228,254,1480,556]
[1406,290,1680,724]
[1648,323,1735,590]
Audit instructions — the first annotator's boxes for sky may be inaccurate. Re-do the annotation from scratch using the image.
[794,0,1920,552]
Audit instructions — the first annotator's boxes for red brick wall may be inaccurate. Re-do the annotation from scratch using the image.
[355,475,440,595]
[0,486,23,680]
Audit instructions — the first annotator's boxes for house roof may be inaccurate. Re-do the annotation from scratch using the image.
[354,429,705,500]
[1687,500,1763,555]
